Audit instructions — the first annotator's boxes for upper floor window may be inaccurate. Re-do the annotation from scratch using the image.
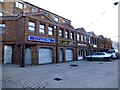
[16,2,24,9]
[0,24,5,27]
[39,24,45,34]
[32,8,38,12]
[89,37,91,43]
[77,34,80,41]
[54,16,59,22]
[0,12,3,16]
[81,34,84,42]
[59,29,63,37]
[48,26,53,36]
[0,23,5,34]
[28,21,35,32]
[84,35,87,42]
[65,31,69,39]
[70,32,74,39]
[0,0,3,2]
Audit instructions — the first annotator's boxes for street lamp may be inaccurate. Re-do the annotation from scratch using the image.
[114,2,119,5]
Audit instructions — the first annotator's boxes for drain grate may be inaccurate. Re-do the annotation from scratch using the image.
[54,78,62,81]
[70,64,79,67]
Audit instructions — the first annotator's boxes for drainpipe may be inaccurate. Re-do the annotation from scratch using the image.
[20,43,25,67]
[20,13,25,67]
[55,24,59,63]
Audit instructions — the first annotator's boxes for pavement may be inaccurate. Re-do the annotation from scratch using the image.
[1,59,119,88]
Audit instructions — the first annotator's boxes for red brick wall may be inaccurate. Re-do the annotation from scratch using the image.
[2,20,17,42]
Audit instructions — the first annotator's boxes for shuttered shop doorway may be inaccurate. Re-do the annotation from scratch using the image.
[39,48,53,64]
[59,49,63,62]
[4,46,12,64]
[66,49,73,61]
[24,48,32,65]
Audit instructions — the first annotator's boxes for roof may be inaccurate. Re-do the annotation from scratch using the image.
[22,0,71,22]
[76,27,87,34]
[87,31,96,36]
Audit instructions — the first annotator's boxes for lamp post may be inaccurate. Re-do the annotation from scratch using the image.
[114,2,119,5]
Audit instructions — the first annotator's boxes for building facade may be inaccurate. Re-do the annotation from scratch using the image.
[0,0,112,65]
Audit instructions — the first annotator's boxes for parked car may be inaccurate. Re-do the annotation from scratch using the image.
[86,52,112,61]
[107,49,119,59]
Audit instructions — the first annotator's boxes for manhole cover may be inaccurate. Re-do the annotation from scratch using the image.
[54,78,62,81]
[99,63,103,64]
[70,64,79,67]
[56,65,59,66]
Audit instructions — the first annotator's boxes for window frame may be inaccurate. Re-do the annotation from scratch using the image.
[0,23,5,34]
[39,24,45,34]
[65,31,69,39]
[0,12,3,16]
[48,26,53,36]
[81,34,84,42]
[28,21,36,32]
[0,0,3,2]
[77,34,80,41]
[84,35,87,42]
[54,16,59,22]
[70,32,74,40]
[59,29,63,37]
[16,2,24,9]
[32,8,38,12]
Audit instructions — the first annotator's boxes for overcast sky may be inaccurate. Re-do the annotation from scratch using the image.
[25,0,118,41]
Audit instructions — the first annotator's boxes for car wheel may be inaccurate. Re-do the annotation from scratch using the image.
[87,57,91,61]
[104,57,107,61]
[105,57,110,61]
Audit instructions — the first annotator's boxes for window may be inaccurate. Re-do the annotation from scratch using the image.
[77,34,80,41]
[39,24,45,34]
[70,32,74,39]
[0,0,3,2]
[89,36,91,43]
[32,8,38,12]
[48,26,53,36]
[65,31,69,39]
[81,34,84,41]
[59,29,63,37]
[84,35,87,42]
[0,23,5,34]
[16,2,24,9]
[54,16,59,22]
[28,22,35,32]
[0,12,3,16]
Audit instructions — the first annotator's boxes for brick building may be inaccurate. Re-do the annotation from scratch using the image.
[0,0,112,65]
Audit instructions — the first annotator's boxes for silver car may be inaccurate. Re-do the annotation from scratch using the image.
[86,52,112,61]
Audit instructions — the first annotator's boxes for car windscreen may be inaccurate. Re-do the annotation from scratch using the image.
[99,52,105,55]
[107,50,115,53]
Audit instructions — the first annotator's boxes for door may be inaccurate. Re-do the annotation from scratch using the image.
[59,49,63,62]
[78,50,83,60]
[4,46,12,64]
[66,49,73,61]
[24,48,32,65]
[39,48,53,64]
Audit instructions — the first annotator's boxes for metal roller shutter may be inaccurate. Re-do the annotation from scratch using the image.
[4,46,12,64]
[66,49,73,61]
[24,48,32,65]
[39,48,53,64]
[59,49,63,62]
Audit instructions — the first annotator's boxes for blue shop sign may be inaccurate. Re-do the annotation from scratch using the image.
[28,36,55,43]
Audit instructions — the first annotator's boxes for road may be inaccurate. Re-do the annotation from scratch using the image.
[2,59,118,88]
